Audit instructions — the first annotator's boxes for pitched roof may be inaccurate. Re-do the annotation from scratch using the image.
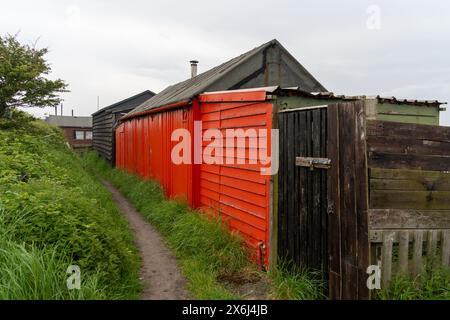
[125,39,326,119]
[92,90,155,117]
[46,115,92,128]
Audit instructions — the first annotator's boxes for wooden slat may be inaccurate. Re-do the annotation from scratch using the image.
[368,152,450,172]
[412,230,424,276]
[370,190,450,210]
[398,231,409,274]
[381,231,394,288]
[327,104,342,299]
[370,178,450,191]
[426,230,438,259]
[368,209,450,229]
[354,101,370,300]
[367,135,450,156]
[371,168,450,180]
[441,230,450,267]
[339,103,358,299]
[370,168,450,192]
[367,120,450,142]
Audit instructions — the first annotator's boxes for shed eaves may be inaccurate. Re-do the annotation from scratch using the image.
[126,39,326,118]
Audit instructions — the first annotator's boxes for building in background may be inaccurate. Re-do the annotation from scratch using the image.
[92,90,155,165]
[45,115,93,150]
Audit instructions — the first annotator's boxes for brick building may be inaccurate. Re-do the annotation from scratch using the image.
[45,115,93,150]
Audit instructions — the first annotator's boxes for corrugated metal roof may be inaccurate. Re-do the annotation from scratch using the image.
[92,90,155,116]
[46,115,92,128]
[204,86,447,107]
[125,39,326,118]
[282,87,446,106]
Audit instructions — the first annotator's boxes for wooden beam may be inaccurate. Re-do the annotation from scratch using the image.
[368,209,450,229]
[370,191,450,210]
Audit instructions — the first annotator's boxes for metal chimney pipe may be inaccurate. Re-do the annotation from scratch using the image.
[190,60,198,78]
[71,109,74,117]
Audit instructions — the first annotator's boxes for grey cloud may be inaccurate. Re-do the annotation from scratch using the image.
[2,0,449,124]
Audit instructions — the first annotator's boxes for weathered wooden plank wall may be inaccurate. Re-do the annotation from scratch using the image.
[277,107,328,277]
[367,120,450,214]
[93,110,116,163]
[327,101,370,300]
[366,120,450,287]
[277,101,370,299]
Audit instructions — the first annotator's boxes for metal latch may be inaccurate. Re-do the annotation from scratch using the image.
[296,157,331,171]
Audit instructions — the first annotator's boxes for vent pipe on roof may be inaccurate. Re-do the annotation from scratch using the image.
[190,60,198,78]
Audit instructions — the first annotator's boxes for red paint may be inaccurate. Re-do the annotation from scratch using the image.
[115,90,273,267]
[116,105,194,205]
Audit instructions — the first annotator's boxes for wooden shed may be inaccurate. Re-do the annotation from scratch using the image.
[115,39,327,264]
[92,90,155,164]
[115,42,449,299]
[271,88,448,299]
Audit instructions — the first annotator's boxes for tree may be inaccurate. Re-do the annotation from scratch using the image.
[0,33,68,118]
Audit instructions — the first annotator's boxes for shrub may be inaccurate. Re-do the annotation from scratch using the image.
[0,113,140,299]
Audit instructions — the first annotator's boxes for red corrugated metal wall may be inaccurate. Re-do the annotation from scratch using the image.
[115,90,273,267]
[116,106,194,205]
[197,92,273,266]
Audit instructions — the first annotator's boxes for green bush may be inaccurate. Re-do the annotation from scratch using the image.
[0,112,140,299]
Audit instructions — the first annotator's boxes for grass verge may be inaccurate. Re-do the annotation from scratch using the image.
[0,111,140,299]
[82,151,325,300]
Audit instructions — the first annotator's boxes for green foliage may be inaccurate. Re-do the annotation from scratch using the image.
[268,260,326,300]
[377,264,450,300]
[0,113,140,299]
[0,233,106,300]
[81,152,251,299]
[0,33,68,117]
[82,152,331,300]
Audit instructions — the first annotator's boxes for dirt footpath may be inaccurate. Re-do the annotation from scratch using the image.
[103,180,189,300]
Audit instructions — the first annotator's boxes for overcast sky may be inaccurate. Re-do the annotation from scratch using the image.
[1,0,449,125]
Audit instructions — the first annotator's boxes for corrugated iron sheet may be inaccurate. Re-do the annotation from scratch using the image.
[198,93,273,267]
[125,39,327,119]
[116,106,194,205]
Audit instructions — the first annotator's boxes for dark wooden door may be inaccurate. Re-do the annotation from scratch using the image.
[277,101,370,300]
[277,107,328,277]
[327,101,370,299]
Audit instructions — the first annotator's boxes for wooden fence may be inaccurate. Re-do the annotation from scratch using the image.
[369,229,450,287]
[366,119,450,288]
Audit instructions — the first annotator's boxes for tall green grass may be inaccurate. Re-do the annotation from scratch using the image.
[377,263,450,300]
[82,152,328,300]
[0,234,105,300]
[268,261,326,300]
[0,111,140,299]
[82,152,249,299]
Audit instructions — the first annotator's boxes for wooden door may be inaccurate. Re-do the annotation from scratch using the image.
[277,107,328,278]
[327,101,370,299]
[277,101,370,299]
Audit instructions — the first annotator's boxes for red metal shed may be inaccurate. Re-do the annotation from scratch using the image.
[116,88,275,266]
[115,39,328,267]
